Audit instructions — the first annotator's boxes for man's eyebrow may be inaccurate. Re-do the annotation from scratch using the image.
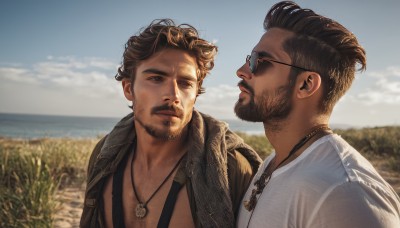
[142,68,168,76]
[180,74,198,82]
[142,68,197,81]
[257,51,274,59]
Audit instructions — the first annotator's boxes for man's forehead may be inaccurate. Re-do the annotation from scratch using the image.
[138,49,198,76]
[253,28,294,61]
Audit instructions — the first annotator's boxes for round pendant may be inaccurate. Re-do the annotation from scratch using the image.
[136,203,147,218]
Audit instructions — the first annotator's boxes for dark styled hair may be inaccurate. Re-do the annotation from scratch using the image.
[264,1,367,113]
[115,18,218,95]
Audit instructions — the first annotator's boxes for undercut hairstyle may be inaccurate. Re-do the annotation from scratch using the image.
[115,18,218,95]
[264,1,367,114]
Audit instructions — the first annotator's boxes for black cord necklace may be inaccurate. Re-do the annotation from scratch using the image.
[243,125,331,215]
[130,151,185,219]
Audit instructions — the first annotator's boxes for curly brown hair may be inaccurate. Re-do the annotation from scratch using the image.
[115,18,218,95]
[264,1,367,114]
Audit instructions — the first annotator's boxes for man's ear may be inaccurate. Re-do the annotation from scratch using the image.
[296,72,321,99]
[122,79,134,101]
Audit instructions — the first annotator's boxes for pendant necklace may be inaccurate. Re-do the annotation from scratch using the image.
[243,125,331,217]
[130,151,185,219]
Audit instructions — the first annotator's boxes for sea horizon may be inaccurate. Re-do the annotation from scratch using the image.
[0,112,270,139]
[1,112,380,139]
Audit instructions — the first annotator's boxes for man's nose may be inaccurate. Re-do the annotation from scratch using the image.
[236,63,253,80]
[163,80,180,104]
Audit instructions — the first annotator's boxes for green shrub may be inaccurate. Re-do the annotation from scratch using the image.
[336,126,400,157]
[235,132,273,159]
[387,156,400,173]
[0,138,96,227]
[0,147,58,227]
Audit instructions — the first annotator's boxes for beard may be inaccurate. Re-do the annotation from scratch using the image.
[133,102,188,141]
[234,81,293,126]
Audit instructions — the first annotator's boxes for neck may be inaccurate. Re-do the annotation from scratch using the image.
[263,115,330,165]
[134,127,188,171]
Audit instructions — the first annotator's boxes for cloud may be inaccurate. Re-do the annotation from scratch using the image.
[0,67,38,84]
[351,66,400,105]
[0,56,121,99]
[196,84,239,119]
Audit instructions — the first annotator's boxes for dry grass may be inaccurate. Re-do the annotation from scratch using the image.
[0,138,97,227]
[1,126,399,226]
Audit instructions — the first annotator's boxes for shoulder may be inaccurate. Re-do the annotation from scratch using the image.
[87,135,108,176]
[311,134,393,195]
[308,181,400,227]
[287,134,395,195]
[227,149,253,178]
[301,135,400,226]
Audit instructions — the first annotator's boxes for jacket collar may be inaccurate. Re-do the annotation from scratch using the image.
[94,110,262,228]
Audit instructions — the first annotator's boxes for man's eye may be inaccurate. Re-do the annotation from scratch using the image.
[179,80,194,88]
[148,76,163,82]
[259,59,273,67]
[256,59,273,72]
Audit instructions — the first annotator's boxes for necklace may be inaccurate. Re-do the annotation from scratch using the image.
[130,151,185,219]
[243,124,331,212]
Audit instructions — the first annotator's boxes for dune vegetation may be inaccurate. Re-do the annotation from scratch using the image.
[0,126,399,227]
[0,138,97,227]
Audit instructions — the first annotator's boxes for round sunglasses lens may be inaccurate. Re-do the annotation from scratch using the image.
[250,53,258,73]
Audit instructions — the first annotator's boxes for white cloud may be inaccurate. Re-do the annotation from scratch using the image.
[0,67,38,84]
[331,99,400,127]
[196,84,239,119]
[352,66,400,105]
[88,58,119,70]
[0,56,121,99]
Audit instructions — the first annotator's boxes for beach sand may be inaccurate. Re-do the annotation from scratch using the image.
[54,186,85,228]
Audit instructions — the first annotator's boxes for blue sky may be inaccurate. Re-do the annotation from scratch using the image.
[1,0,399,127]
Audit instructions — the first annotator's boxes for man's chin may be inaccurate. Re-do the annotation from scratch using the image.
[148,129,180,140]
[151,123,188,140]
[234,103,263,122]
[235,114,261,123]
[157,132,181,140]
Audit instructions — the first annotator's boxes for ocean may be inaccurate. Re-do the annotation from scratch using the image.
[0,113,265,139]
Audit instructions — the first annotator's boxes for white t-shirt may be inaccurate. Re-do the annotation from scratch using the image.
[237,134,400,228]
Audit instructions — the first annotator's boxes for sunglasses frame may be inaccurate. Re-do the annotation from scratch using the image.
[246,51,310,74]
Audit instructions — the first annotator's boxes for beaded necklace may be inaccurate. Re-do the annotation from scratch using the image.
[244,125,331,227]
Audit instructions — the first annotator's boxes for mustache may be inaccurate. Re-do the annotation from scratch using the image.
[238,80,254,95]
[151,103,184,117]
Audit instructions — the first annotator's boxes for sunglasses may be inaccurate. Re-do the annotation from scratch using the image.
[246,51,310,74]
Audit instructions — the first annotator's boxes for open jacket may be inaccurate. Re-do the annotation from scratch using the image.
[80,110,262,228]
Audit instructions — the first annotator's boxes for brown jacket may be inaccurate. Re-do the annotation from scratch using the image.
[80,111,262,228]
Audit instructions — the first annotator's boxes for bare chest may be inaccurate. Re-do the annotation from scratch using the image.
[102,156,195,228]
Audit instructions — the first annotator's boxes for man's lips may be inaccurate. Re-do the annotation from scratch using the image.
[237,81,253,95]
[154,110,179,117]
[238,84,250,94]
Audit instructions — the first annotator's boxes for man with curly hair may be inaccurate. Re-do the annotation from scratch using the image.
[235,1,400,227]
[80,19,261,228]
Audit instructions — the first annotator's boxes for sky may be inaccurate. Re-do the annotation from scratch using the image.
[1,0,399,128]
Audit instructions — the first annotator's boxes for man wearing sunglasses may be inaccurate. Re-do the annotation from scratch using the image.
[235,1,400,227]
